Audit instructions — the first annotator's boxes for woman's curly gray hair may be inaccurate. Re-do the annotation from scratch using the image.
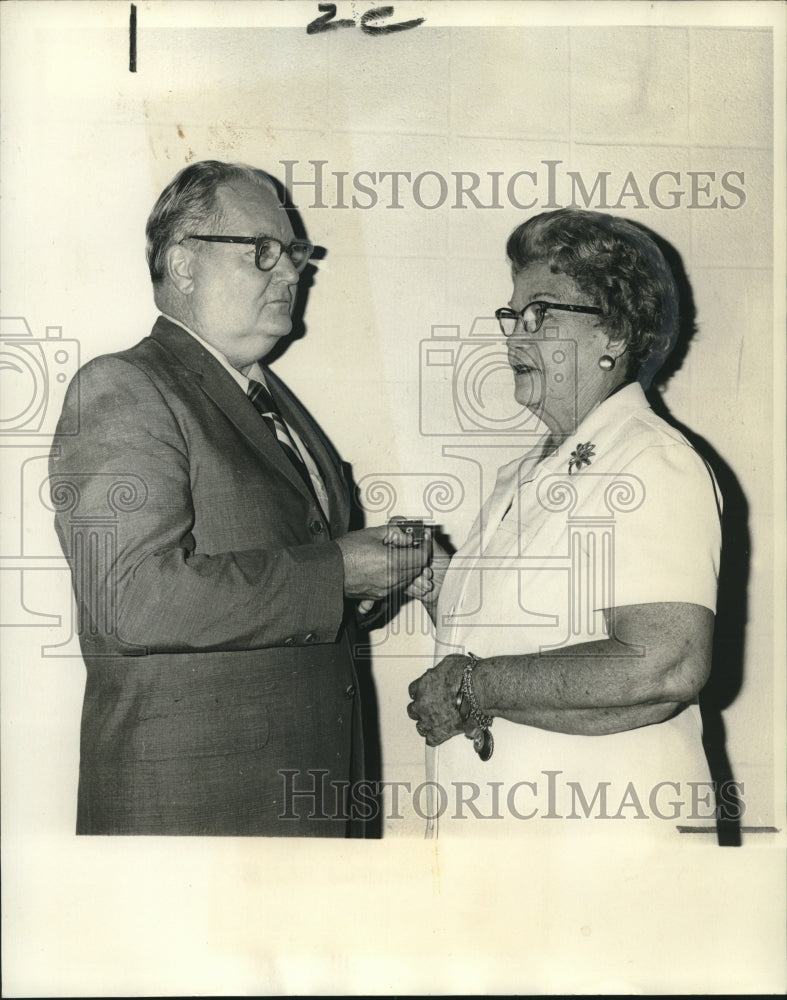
[505,209,679,381]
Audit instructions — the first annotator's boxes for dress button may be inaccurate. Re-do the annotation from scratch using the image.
[283,636,296,646]
[310,520,324,534]
[304,632,318,643]
[344,684,355,699]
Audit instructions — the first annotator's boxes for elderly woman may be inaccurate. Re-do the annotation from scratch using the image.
[407,209,722,839]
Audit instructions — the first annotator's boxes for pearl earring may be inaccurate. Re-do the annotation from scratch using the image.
[598,354,616,371]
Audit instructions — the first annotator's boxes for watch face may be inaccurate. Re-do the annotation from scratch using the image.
[473,728,494,762]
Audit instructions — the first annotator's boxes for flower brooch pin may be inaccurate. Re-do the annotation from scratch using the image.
[568,441,596,475]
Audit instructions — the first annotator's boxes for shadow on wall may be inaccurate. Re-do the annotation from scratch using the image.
[646,227,748,847]
[260,170,327,367]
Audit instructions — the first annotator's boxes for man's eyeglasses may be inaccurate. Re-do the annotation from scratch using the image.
[495,301,603,337]
[182,235,315,273]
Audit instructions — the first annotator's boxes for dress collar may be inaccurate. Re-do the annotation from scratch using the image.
[518,381,649,482]
[550,382,648,459]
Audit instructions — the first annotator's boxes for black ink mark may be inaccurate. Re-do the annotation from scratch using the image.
[129,3,137,72]
[360,6,425,34]
[306,3,355,34]
[306,3,425,35]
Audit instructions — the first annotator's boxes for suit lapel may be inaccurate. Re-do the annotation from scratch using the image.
[149,318,320,509]
[149,318,349,530]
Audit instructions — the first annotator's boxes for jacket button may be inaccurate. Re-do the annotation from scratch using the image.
[344,684,355,699]
[283,636,296,646]
[304,632,318,643]
[310,520,324,534]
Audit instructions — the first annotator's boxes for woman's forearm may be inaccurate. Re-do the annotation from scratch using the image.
[471,638,675,714]
[497,699,684,735]
[471,603,713,715]
[408,603,713,745]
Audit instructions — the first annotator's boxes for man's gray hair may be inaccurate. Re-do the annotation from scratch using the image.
[145,160,278,285]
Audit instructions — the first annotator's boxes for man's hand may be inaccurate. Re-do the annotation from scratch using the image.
[383,516,450,612]
[406,543,450,621]
[407,654,472,746]
[336,524,431,601]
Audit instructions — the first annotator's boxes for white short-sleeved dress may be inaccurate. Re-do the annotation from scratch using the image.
[425,383,722,841]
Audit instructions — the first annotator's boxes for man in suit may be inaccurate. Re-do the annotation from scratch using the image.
[49,160,429,836]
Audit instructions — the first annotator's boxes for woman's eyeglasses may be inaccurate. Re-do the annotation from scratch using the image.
[495,301,602,336]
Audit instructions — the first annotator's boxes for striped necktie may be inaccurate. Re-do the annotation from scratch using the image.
[247,378,317,497]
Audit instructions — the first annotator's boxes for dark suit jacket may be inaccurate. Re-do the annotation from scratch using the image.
[50,317,362,836]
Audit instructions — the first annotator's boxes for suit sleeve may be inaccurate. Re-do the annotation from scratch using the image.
[49,356,346,654]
